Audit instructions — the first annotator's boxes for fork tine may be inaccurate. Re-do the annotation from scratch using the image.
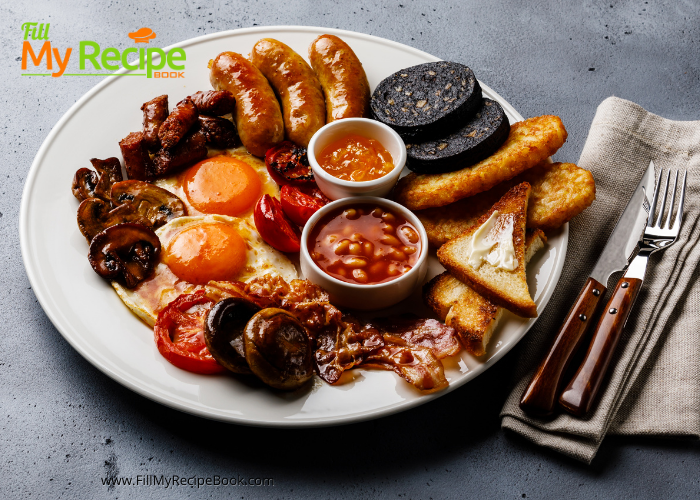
[674,170,687,231]
[664,171,679,229]
[648,169,663,227]
[655,170,671,228]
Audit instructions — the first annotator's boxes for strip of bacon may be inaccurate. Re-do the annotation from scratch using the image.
[369,314,461,359]
[315,316,384,384]
[362,342,448,393]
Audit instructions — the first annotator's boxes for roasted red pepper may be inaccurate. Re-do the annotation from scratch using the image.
[265,141,314,186]
[154,291,227,374]
[280,185,327,226]
[254,194,301,253]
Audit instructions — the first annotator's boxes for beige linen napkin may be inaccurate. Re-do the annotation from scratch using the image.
[500,96,700,464]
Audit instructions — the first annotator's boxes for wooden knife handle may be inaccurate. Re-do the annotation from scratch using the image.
[519,277,606,417]
[559,278,643,417]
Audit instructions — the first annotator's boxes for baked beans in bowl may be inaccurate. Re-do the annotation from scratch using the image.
[300,197,428,310]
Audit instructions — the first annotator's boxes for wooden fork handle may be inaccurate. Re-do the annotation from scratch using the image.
[559,277,643,417]
[519,277,606,417]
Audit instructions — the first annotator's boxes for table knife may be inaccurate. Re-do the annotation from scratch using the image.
[519,161,655,417]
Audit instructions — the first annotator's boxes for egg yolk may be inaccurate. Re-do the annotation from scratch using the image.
[183,156,262,215]
[164,222,247,285]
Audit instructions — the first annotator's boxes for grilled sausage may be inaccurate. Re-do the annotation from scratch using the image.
[250,38,325,147]
[119,132,154,180]
[141,95,168,151]
[158,98,198,149]
[209,52,284,157]
[190,90,236,116]
[153,131,207,176]
[197,115,240,149]
[308,35,371,122]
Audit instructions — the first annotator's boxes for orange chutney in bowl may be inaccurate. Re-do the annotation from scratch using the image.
[316,134,394,182]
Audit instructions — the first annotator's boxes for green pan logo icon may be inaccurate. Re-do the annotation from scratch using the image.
[128,27,156,43]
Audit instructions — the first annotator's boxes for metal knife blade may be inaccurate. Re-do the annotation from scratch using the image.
[590,160,656,284]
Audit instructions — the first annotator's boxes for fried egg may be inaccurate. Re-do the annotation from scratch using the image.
[113,214,298,327]
[155,147,279,222]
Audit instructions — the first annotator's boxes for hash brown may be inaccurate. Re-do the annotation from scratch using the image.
[393,115,568,210]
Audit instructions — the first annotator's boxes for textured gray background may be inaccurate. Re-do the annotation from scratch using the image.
[2,0,700,498]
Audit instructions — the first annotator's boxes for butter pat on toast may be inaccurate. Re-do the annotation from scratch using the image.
[416,161,595,247]
[437,182,537,318]
[425,230,546,356]
[393,115,568,210]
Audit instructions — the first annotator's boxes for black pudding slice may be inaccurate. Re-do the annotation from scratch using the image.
[405,98,510,175]
[371,61,482,142]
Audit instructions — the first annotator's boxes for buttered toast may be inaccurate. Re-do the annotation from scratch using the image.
[437,182,537,318]
[425,230,546,355]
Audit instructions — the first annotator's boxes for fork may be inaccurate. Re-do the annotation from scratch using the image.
[559,168,688,417]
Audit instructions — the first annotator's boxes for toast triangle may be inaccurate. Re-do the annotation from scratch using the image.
[436,182,536,318]
[425,229,546,355]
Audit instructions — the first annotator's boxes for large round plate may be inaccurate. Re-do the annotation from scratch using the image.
[20,26,567,426]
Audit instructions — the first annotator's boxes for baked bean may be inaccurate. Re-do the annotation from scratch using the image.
[335,239,350,255]
[345,256,367,268]
[380,234,401,246]
[307,203,421,285]
[400,226,420,244]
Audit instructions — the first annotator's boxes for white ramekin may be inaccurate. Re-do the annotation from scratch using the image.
[307,118,407,200]
[300,196,428,311]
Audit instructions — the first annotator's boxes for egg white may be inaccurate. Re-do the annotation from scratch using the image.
[113,214,298,327]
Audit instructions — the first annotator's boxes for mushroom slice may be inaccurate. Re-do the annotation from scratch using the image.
[77,198,150,242]
[88,223,161,288]
[111,180,187,226]
[72,168,99,202]
[71,157,123,203]
[244,308,314,390]
[204,298,260,374]
[77,182,186,242]
[91,157,124,200]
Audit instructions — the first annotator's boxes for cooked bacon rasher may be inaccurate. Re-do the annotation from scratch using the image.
[205,275,461,392]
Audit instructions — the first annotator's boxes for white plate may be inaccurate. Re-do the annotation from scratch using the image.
[19,26,567,427]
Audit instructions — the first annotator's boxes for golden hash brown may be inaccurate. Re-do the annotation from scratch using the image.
[416,162,595,247]
[393,115,568,210]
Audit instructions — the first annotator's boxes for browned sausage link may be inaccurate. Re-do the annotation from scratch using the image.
[119,132,154,181]
[141,95,169,152]
[250,38,325,148]
[158,98,198,149]
[153,130,207,176]
[209,52,284,157]
[190,90,236,116]
[308,35,371,122]
[90,157,123,200]
[197,115,240,149]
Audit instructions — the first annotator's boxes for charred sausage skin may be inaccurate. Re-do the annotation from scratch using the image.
[308,35,371,122]
[158,98,198,150]
[250,38,325,148]
[141,95,169,151]
[209,52,284,157]
[190,90,236,116]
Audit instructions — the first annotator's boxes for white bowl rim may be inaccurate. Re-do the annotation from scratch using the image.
[307,118,407,188]
[301,196,429,290]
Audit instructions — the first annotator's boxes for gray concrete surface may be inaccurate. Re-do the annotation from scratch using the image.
[2,0,699,498]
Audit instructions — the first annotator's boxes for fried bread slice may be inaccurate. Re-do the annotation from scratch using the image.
[393,115,567,210]
[416,161,595,247]
[425,230,546,356]
[437,182,536,318]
